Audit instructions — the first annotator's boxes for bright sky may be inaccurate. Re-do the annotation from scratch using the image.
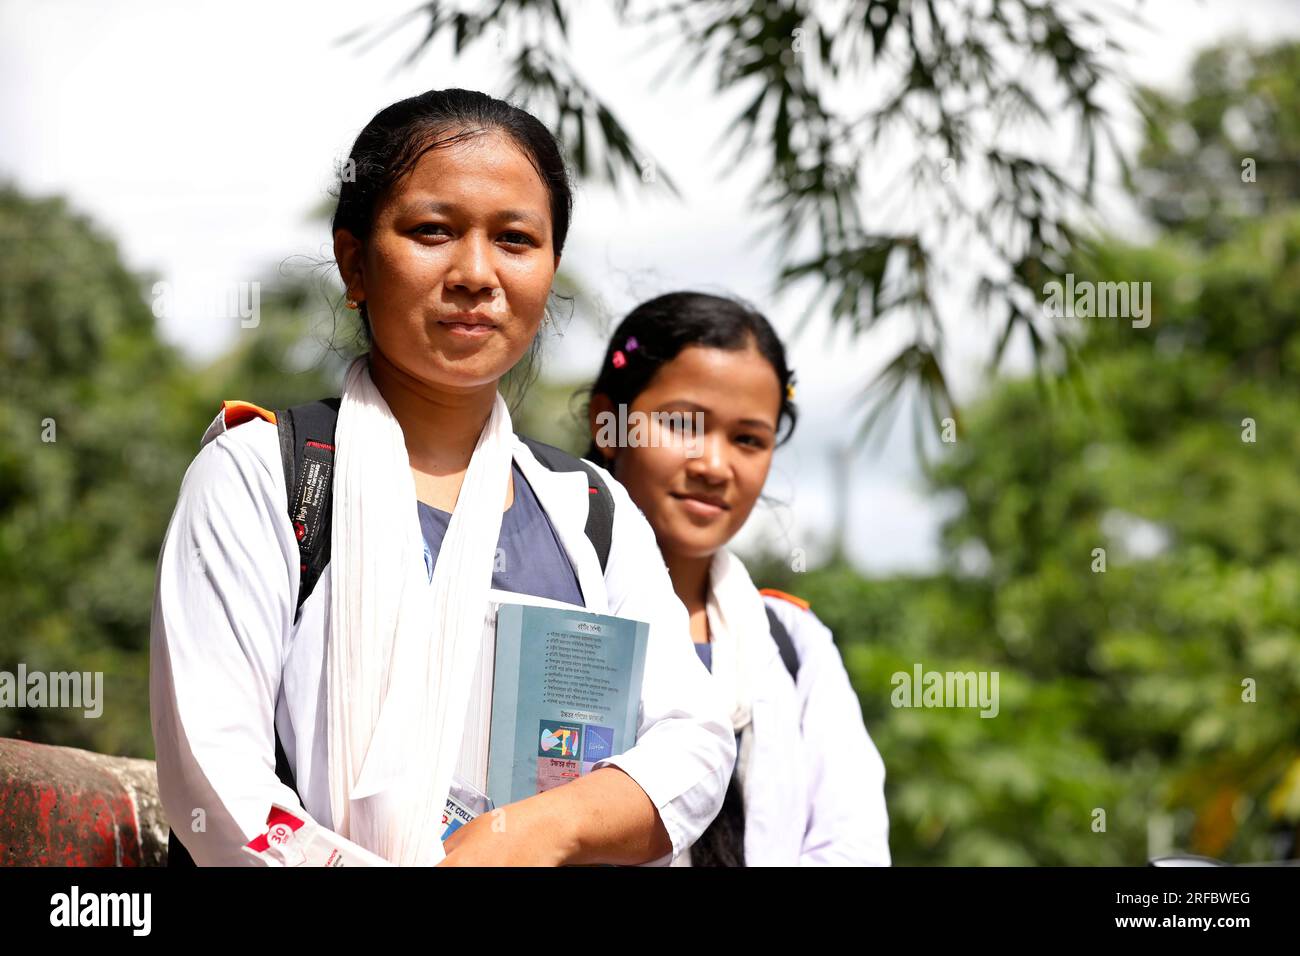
[4,0,1298,573]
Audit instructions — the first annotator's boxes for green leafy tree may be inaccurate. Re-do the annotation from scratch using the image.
[757,28,1300,859]
[0,186,205,755]
[0,186,342,756]
[761,207,1300,864]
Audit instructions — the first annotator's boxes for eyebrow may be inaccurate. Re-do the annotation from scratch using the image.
[401,199,546,230]
[659,400,776,433]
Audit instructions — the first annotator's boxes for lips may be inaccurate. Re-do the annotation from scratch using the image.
[438,312,499,336]
[671,491,730,518]
[439,312,498,326]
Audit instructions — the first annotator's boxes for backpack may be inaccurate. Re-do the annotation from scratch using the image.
[275,398,616,622]
[167,398,616,867]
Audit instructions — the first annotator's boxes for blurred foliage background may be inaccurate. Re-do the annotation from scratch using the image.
[2,30,1299,865]
[758,38,1300,864]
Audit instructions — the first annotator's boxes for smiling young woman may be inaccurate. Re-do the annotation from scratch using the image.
[584,292,891,866]
[149,90,735,867]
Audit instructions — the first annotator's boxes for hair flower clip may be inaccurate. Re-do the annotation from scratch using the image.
[612,350,627,368]
[625,335,639,352]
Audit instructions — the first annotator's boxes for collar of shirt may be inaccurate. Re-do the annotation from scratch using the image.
[509,437,609,614]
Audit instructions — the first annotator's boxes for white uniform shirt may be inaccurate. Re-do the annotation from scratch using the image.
[149,410,735,866]
[756,594,891,865]
[676,587,891,867]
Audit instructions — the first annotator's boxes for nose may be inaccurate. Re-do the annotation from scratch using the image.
[444,230,499,297]
[684,431,730,485]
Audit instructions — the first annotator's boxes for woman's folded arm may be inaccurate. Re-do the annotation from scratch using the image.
[149,424,305,866]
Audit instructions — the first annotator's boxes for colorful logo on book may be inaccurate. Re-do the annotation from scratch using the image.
[581,725,615,763]
[538,721,582,758]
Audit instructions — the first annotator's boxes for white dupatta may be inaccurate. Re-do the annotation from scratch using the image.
[704,547,775,788]
[325,356,513,865]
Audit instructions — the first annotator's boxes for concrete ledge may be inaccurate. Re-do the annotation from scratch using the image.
[0,738,167,866]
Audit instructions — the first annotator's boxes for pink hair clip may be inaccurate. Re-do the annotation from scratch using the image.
[612,350,627,368]
[625,335,639,352]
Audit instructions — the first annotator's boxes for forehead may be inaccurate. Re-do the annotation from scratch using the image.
[386,130,551,216]
[640,345,782,425]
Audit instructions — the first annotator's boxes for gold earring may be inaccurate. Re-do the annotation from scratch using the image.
[345,298,359,310]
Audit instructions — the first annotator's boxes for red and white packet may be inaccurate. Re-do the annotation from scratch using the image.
[243,803,392,867]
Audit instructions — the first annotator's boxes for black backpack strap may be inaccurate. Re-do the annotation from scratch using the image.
[765,605,800,682]
[273,401,337,804]
[519,435,615,574]
[275,399,340,621]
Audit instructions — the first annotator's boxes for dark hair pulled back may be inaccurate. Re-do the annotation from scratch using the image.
[332,88,573,340]
[583,291,798,465]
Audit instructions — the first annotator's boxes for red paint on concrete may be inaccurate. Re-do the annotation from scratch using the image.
[0,738,166,866]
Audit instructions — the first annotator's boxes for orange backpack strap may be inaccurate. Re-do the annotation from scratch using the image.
[221,400,278,428]
[758,587,811,612]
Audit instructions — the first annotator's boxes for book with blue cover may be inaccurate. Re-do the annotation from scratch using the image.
[486,603,649,807]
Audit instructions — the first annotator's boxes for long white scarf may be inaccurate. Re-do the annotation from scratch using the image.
[325,355,514,865]
[705,547,777,787]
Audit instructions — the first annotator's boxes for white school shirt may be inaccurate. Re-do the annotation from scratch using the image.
[149,408,735,866]
[676,587,891,867]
